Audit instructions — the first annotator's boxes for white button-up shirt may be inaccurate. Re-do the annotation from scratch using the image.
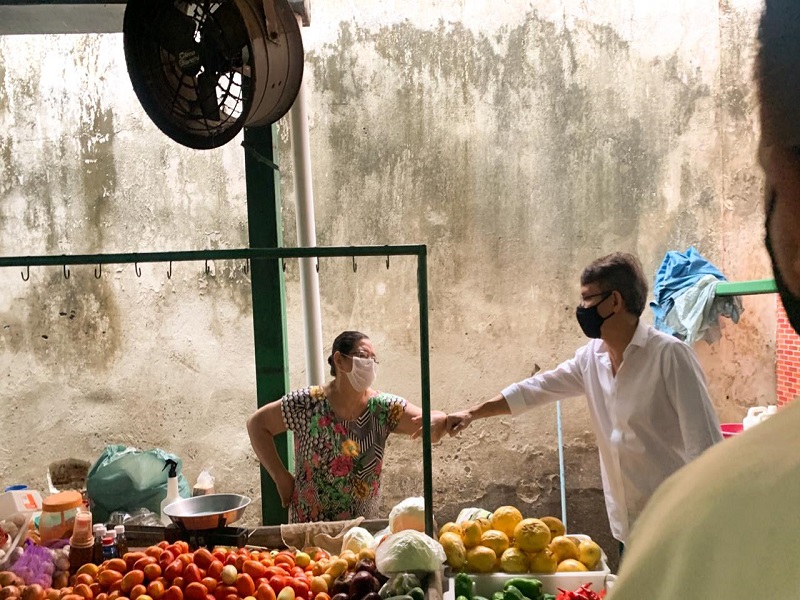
[501,320,722,542]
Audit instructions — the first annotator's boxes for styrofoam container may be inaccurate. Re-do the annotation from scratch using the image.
[445,535,613,596]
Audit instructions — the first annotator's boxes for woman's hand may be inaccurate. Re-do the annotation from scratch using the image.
[276,469,296,508]
[410,411,448,443]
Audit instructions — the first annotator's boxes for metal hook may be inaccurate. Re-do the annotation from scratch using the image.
[135,263,142,277]
[352,256,357,273]
[167,261,172,279]
[95,264,102,279]
[282,258,287,272]
[63,264,70,279]
[243,259,249,275]
[21,266,30,281]
[385,245,390,269]
[315,257,320,273]
[205,260,210,275]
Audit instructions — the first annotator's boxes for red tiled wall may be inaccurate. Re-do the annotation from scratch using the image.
[777,298,800,406]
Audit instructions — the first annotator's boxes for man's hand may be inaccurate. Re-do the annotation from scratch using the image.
[411,411,448,443]
[275,470,296,508]
[446,410,474,436]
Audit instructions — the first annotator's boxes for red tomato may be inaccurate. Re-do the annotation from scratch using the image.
[184,584,208,600]
[268,577,286,593]
[265,568,288,580]
[193,550,214,571]
[144,564,163,582]
[183,565,202,586]
[159,552,176,570]
[290,580,309,600]
[256,584,276,600]
[235,574,255,598]
[223,555,237,568]
[206,562,223,581]
[164,560,184,582]
[224,595,238,600]
[211,551,226,564]
[290,569,305,579]
[243,561,267,580]
[200,579,216,593]
[147,582,165,600]
[157,542,170,551]
[166,546,181,559]
[135,558,158,572]
[162,587,183,600]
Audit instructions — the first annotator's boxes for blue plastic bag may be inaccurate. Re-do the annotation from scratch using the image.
[86,445,191,522]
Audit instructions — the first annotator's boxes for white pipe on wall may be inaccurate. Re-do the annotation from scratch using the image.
[288,60,326,386]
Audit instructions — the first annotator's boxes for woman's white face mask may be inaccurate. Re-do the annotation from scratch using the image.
[345,355,377,391]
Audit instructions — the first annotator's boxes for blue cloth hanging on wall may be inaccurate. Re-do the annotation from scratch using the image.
[650,247,739,342]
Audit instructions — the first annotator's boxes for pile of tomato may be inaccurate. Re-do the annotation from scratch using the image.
[60,542,327,600]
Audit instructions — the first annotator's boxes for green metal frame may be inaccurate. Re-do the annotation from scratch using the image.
[716,278,777,296]
[0,244,435,536]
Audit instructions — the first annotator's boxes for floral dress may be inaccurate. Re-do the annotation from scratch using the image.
[280,386,407,523]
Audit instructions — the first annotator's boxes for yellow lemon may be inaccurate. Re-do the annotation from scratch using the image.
[479,530,509,556]
[466,546,497,573]
[439,522,462,538]
[491,506,524,538]
[556,559,588,573]
[513,518,552,553]
[539,516,566,541]
[461,520,482,548]
[527,548,558,574]
[498,548,528,574]
[475,518,493,534]
[439,532,467,570]
[549,536,580,563]
[578,539,603,570]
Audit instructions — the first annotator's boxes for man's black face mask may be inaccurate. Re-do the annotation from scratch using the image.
[765,188,800,333]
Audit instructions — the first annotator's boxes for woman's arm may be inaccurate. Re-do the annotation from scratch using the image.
[396,402,448,443]
[246,400,295,507]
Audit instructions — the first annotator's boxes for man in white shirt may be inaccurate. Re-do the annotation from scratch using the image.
[443,252,722,548]
[608,2,800,597]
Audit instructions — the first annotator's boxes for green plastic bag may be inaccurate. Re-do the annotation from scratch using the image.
[86,445,191,521]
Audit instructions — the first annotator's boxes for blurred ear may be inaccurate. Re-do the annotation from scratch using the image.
[612,290,626,314]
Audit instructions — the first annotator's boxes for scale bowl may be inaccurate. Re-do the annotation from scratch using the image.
[164,493,251,530]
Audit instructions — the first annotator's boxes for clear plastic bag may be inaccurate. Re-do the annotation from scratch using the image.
[375,530,445,574]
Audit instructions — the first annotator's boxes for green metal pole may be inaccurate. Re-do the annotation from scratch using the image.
[417,247,434,537]
[243,125,292,526]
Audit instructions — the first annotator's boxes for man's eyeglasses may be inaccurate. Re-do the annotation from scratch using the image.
[580,291,613,308]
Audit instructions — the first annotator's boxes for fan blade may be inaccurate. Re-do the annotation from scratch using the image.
[153,5,199,60]
[203,1,249,62]
[197,71,221,121]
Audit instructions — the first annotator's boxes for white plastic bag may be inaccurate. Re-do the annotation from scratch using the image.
[389,497,426,533]
[455,507,491,524]
[375,530,445,574]
[341,526,375,554]
[193,469,215,497]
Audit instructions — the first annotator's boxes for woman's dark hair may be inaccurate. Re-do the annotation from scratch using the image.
[581,253,648,317]
[328,331,369,376]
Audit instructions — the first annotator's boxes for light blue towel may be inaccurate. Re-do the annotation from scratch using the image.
[651,248,743,344]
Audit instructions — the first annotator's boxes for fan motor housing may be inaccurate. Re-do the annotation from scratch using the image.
[124,0,304,149]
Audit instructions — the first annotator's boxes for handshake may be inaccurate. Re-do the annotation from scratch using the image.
[411,410,475,444]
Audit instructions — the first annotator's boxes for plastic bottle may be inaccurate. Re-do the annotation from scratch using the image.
[102,530,118,560]
[92,525,105,565]
[160,459,180,526]
[114,525,128,556]
[68,511,94,575]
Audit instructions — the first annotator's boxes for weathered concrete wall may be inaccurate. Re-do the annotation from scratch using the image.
[0,0,770,571]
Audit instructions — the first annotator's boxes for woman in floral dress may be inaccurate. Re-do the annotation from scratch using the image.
[247,331,447,522]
